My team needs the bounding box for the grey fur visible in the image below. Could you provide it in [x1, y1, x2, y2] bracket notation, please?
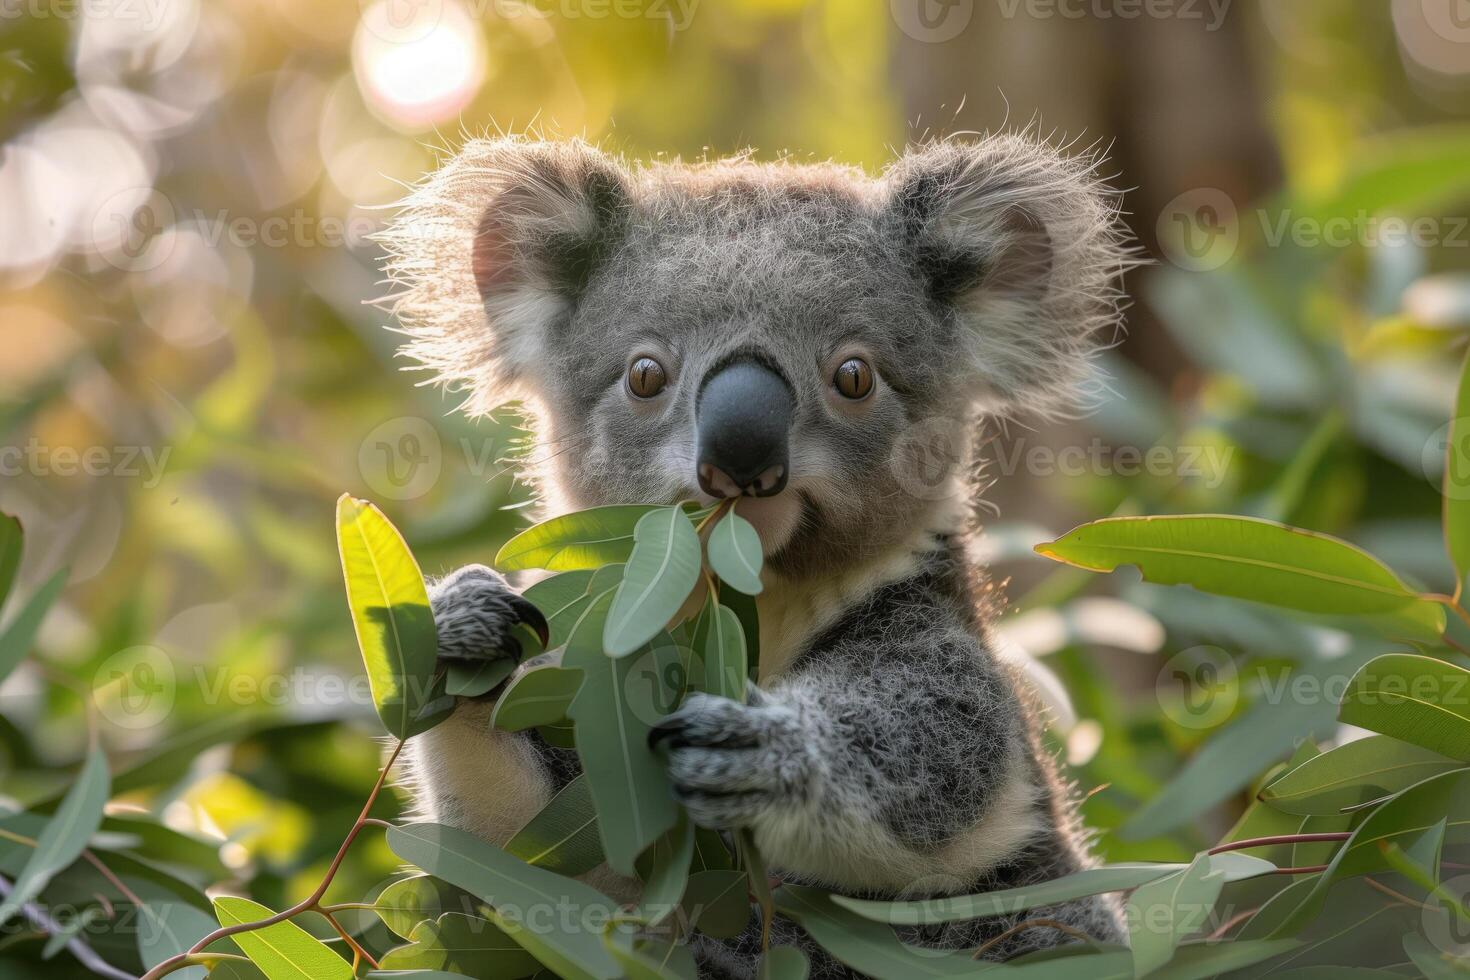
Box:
[381, 135, 1135, 976]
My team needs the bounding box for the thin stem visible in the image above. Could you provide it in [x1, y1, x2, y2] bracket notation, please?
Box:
[1271, 864, 1328, 875]
[1206, 907, 1259, 941]
[140, 737, 407, 980]
[317, 907, 380, 970]
[0, 828, 146, 911]
[1364, 875, 1432, 910]
[695, 498, 734, 534]
[971, 918, 1094, 959]
[1208, 832, 1350, 855]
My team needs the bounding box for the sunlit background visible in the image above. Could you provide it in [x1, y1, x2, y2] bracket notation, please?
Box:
[3, 0, 1470, 948]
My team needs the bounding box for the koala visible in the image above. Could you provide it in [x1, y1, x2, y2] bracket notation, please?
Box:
[379, 135, 1134, 977]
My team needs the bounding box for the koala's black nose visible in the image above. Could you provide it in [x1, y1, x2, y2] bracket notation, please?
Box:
[696, 359, 792, 498]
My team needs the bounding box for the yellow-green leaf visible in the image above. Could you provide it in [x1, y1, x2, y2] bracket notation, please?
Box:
[336, 494, 446, 738]
[1445, 350, 1470, 596]
[496, 505, 657, 572]
[212, 897, 352, 980]
[1260, 734, 1461, 814]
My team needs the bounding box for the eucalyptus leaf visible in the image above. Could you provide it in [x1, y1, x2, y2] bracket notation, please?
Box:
[492, 664, 584, 733]
[523, 571, 597, 648]
[505, 774, 605, 876]
[1260, 735, 1460, 814]
[444, 657, 517, 698]
[605, 507, 703, 657]
[374, 874, 479, 939]
[833, 863, 1186, 925]
[697, 599, 747, 702]
[132, 879, 218, 979]
[707, 510, 763, 595]
[0, 567, 67, 688]
[1036, 515, 1446, 640]
[0, 744, 110, 927]
[634, 809, 694, 925]
[564, 593, 680, 875]
[758, 946, 810, 980]
[336, 495, 446, 738]
[602, 932, 699, 980]
[1125, 853, 1276, 975]
[497, 505, 657, 572]
[681, 870, 751, 938]
[1339, 653, 1470, 760]
[376, 911, 539, 978]
[213, 896, 352, 980]
[386, 822, 620, 980]
[0, 512, 20, 614]
[1446, 351, 1470, 596]
[773, 886, 994, 979]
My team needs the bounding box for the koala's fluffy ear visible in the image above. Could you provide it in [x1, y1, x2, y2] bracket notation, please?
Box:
[379, 138, 629, 412]
[885, 137, 1133, 417]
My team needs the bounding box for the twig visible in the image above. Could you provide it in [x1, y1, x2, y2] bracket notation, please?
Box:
[1206, 906, 1259, 940]
[140, 737, 407, 980]
[1208, 832, 1350, 855]
[971, 918, 1094, 959]
[0, 827, 146, 911]
[317, 907, 380, 970]
[1364, 876, 1431, 910]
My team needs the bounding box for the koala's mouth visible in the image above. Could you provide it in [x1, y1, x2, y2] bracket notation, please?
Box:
[712, 490, 806, 557]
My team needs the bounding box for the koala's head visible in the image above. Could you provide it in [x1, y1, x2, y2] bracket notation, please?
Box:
[381, 137, 1130, 579]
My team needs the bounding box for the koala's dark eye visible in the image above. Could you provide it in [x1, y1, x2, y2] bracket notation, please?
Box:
[628, 357, 667, 398]
[834, 358, 873, 400]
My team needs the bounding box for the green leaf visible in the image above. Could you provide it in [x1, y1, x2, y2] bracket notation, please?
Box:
[131, 879, 218, 980]
[723, 588, 761, 681]
[1339, 654, 1470, 760]
[1260, 734, 1461, 814]
[1147, 939, 1300, 980]
[697, 600, 748, 702]
[386, 822, 620, 980]
[492, 664, 584, 733]
[505, 774, 605, 876]
[0, 744, 109, 926]
[587, 562, 627, 597]
[680, 870, 750, 938]
[1125, 852, 1276, 976]
[602, 932, 699, 980]
[691, 827, 735, 872]
[376, 911, 539, 978]
[1405, 929, 1470, 980]
[773, 885, 1000, 979]
[833, 863, 1187, 925]
[0, 513, 20, 613]
[497, 505, 657, 572]
[523, 571, 597, 648]
[1446, 351, 1470, 596]
[633, 809, 694, 925]
[0, 567, 67, 687]
[605, 507, 703, 657]
[758, 946, 810, 980]
[373, 874, 478, 939]
[336, 495, 446, 738]
[707, 509, 763, 595]
[213, 897, 352, 980]
[444, 658, 517, 698]
[1265, 767, 1470, 937]
[564, 594, 680, 875]
[1036, 515, 1446, 640]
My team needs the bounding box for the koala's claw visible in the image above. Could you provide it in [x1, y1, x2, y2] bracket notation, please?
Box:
[650, 690, 812, 830]
[428, 564, 548, 667]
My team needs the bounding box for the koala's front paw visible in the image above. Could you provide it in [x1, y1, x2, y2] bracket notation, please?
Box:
[428, 565, 548, 668]
[648, 687, 814, 830]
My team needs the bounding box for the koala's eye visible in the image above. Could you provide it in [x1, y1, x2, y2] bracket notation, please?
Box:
[628, 357, 667, 398]
[834, 358, 873, 400]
